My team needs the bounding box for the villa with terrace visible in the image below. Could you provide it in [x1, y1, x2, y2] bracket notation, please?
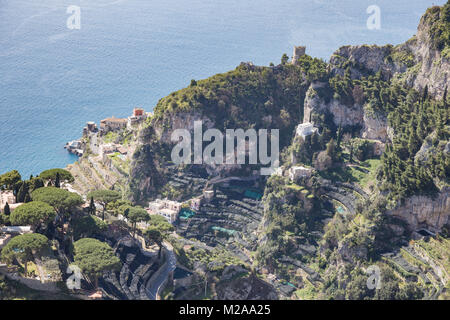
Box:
[100, 116, 128, 132]
[147, 199, 182, 223]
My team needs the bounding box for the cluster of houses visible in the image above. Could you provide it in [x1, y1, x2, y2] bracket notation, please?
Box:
[66, 108, 149, 157]
[146, 199, 182, 224]
[144, 192, 208, 225]
[100, 107, 148, 133]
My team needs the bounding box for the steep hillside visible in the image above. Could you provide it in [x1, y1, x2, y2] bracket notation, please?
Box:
[74, 2, 449, 300]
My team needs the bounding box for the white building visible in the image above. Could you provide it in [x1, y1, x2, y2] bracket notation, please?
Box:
[127, 108, 148, 129]
[289, 166, 313, 181]
[296, 122, 318, 140]
[147, 199, 182, 223]
[203, 190, 215, 202]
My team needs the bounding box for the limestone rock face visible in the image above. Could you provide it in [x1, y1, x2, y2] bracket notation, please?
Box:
[387, 188, 450, 232]
[304, 83, 389, 142]
[303, 83, 364, 127]
[150, 112, 215, 145]
[361, 113, 389, 142]
[406, 10, 450, 100]
[330, 45, 402, 79]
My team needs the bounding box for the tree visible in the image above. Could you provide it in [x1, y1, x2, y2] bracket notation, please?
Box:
[88, 196, 96, 216]
[145, 228, 163, 259]
[39, 169, 74, 184]
[31, 187, 83, 219]
[326, 138, 338, 162]
[30, 177, 44, 192]
[147, 214, 175, 234]
[3, 202, 11, 216]
[55, 172, 61, 188]
[127, 207, 149, 237]
[0, 170, 21, 190]
[71, 215, 107, 241]
[23, 193, 31, 203]
[16, 181, 29, 203]
[106, 199, 132, 216]
[73, 238, 121, 288]
[342, 133, 353, 163]
[1, 233, 49, 275]
[281, 53, 289, 65]
[10, 201, 55, 229]
[314, 150, 332, 171]
[87, 190, 121, 221]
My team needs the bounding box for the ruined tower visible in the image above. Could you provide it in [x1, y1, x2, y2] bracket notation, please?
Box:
[292, 46, 306, 65]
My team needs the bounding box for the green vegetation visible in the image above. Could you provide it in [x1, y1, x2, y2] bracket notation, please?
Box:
[127, 206, 149, 236]
[39, 169, 74, 183]
[424, 2, 450, 54]
[147, 214, 175, 234]
[71, 215, 107, 240]
[31, 187, 83, 218]
[10, 201, 55, 229]
[151, 61, 312, 146]
[87, 189, 121, 220]
[145, 228, 163, 258]
[1, 233, 49, 274]
[0, 170, 21, 189]
[73, 238, 121, 288]
[380, 88, 449, 201]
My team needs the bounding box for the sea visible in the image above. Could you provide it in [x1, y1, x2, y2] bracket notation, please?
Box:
[0, 0, 445, 178]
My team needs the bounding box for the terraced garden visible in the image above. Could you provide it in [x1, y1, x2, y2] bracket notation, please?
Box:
[178, 183, 264, 261]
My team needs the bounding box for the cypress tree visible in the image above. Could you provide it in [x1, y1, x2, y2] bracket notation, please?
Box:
[55, 172, 60, 188]
[89, 196, 96, 216]
[24, 193, 31, 203]
[17, 182, 28, 203]
[4, 202, 11, 216]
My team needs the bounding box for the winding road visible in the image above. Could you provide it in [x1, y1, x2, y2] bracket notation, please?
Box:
[145, 242, 177, 300]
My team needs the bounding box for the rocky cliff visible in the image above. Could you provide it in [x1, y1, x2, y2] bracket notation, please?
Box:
[388, 187, 450, 232]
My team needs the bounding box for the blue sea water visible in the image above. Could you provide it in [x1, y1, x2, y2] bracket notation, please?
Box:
[0, 0, 445, 178]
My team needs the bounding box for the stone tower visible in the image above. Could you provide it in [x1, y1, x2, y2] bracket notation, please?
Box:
[292, 46, 306, 65]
